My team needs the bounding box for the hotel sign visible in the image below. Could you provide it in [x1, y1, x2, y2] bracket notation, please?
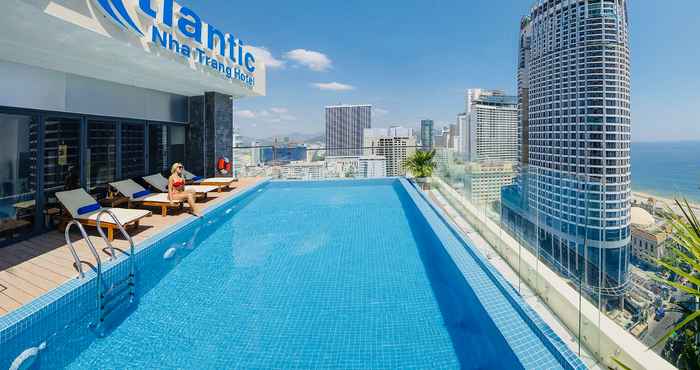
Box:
[95, 0, 257, 88]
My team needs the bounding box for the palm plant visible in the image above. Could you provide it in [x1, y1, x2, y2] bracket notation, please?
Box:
[652, 199, 700, 368]
[404, 150, 436, 189]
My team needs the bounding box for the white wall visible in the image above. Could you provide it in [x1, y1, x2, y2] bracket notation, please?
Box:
[0, 60, 188, 123]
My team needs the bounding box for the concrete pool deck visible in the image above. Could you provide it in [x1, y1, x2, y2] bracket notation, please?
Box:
[0, 177, 264, 316]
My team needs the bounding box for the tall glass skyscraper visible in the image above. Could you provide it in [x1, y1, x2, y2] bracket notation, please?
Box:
[502, 0, 631, 299]
[325, 105, 372, 156]
[420, 119, 434, 150]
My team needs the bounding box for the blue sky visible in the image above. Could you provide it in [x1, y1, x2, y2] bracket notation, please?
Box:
[192, 0, 700, 142]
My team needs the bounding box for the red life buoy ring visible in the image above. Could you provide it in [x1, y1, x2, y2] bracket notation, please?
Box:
[217, 157, 231, 174]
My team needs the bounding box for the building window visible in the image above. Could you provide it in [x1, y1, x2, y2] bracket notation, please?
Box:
[0, 114, 37, 242]
[122, 123, 145, 179]
[149, 124, 167, 175]
[87, 120, 117, 198]
[169, 125, 186, 167]
[149, 124, 187, 175]
[44, 117, 81, 202]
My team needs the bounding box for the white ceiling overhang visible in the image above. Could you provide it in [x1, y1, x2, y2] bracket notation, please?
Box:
[0, 0, 266, 98]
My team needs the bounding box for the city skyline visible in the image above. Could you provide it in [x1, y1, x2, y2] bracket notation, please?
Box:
[197, 0, 700, 142]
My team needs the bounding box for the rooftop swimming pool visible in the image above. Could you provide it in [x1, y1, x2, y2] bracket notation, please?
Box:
[0, 179, 585, 369]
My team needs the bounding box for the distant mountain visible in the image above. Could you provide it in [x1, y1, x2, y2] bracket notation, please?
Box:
[280, 132, 325, 143]
[241, 132, 325, 146]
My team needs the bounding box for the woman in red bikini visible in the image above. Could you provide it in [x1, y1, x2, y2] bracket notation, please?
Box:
[168, 163, 201, 217]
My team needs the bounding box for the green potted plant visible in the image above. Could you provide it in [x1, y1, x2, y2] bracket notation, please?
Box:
[651, 199, 700, 369]
[404, 150, 437, 190]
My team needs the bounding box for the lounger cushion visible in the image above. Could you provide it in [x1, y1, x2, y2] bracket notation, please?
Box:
[133, 190, 151, 198]
[80, 208, 150, 225]
[143, 174, 170, 193]
[77, 203, 101, 215]
[201, 178, 236, 184]
[56, 189, 151, 224]
[182, 169, 199, 181]
[56, 189, 101, 218]
[133, 192, 175, 204]
[184, 185, 219, 194]
[110, 180, 147, 199]
[111, 180, 180, 204]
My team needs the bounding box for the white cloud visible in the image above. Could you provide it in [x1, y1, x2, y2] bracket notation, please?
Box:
[374, 108, 389, 115]
[236, 107, 296, 122]
[285, 49, 332, 71]
[237, 109, 256, 118]
[270, 107, 288, 114]
[312, 82, 355, 91]
[248, 46, 285, 69]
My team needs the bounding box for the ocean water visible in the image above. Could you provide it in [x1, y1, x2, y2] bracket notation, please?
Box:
[632, 141, 700, 203]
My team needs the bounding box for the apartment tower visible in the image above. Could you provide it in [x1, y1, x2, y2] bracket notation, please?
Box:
[325, 105, 372, 156]
[465, 89, 518, 163]
[420, 119, 434, 150]
[363, 127, 416, 177]
[503, 0, 632, 297]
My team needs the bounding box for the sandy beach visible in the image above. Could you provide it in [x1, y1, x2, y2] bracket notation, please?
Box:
[633, 190, 700, 217]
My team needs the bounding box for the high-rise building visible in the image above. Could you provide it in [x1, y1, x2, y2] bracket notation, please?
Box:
[325, 105, 372, 156]
[280, 161, 326, 180]
[457, 113, 467, 154]
[518, 17, 532, 166]
[463, 162, 517, 206]
[433, 147, 453, 170]
[433, 126, 450, 148]
[447, 124, 458, 151]
[306, 144, 323, 162]
[325, 156, 360, 178]
[465, 89, 518, 163]
[359, 156, 387, 178]
[461, 90, 518, 205]
[502, 0, 632, 298]
[363, 127, 416, 176]
[250, 141, 262, 166]
[420, 119, 434, 150]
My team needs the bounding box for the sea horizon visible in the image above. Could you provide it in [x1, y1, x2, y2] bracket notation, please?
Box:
[631, 140, 700, 203]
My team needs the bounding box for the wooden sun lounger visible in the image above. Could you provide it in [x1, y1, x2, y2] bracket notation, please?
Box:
[199, 178, 237, 191]
[182, 170, 237, 192]
[110, 180, 183, 217]
[55, 189, 151, 241]
[142, 174, 220, 197]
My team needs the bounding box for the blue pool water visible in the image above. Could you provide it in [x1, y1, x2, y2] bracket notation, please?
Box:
[1, 180, 581, 369]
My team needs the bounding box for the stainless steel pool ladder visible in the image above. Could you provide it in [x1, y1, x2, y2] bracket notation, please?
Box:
[64, 210, 137, 330]
[64, 221, 104, 328]
[95, 210, 137, 325]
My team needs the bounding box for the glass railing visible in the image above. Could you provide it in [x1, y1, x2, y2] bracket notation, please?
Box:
[432, 154, 677, 369]
[225, 143, 679, 368]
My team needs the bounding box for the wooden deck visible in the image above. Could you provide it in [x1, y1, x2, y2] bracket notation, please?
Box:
[0, 177, 264, 316]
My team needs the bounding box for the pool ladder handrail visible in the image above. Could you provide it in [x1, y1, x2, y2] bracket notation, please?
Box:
[64, 220, 102, 280]
[95, 210, 137, 325]
[95, 209, 136, 280]
[63, 211, 138, 332]
[64, 221, 104, 328]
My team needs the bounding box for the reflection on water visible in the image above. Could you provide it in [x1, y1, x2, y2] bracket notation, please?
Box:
[293, 231, 328, 256]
